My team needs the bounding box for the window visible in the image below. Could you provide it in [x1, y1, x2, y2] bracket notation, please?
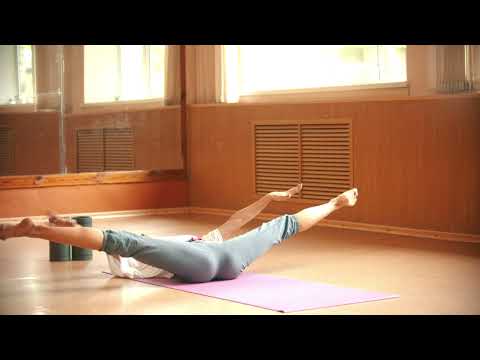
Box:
[0, 45, 35, 105]
[436, 45, 480, 93]
[83, 45, 166, 104]
[223, 45, 407, 101]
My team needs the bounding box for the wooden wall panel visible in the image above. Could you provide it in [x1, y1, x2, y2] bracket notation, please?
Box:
[0, 105, 184, 202]
[188, 96, 480, 235]
[0, 180, 188, 218]
[65, 107, 183, 172]
[0, 107, 183, 177]
[0, 112, 60, 175]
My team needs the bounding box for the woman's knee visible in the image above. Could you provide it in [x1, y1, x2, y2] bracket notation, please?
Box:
[260, 214, 299, 241]
[282, 214, 300, 239]
[101, 230, 144, 257]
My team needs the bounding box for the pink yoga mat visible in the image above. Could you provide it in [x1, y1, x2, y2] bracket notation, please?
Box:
[104, 272, 399, 313]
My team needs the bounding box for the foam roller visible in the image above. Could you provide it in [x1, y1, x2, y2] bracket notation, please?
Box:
[49, 242, 71, 262]
[71, 216, 93, 261]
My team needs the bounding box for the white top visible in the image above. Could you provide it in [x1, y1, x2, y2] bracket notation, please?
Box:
[106, 229, 224, 279]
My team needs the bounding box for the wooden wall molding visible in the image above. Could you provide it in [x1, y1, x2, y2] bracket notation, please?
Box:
[188, 92, 480, 108]
[63, 105, 179, 117]
[0, 169, 186, 190]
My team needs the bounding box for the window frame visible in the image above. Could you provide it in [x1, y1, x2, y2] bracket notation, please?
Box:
[81, 45, 166, 109]
[240, 81, 409, 97]
[0, 45, 37, 112]
[225, 45, 410, 103]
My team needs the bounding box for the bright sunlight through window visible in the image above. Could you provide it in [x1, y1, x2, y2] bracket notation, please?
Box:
[224, 45, 407, 100]
[84, 45, 166, 104]
[0, 45, 35, 105]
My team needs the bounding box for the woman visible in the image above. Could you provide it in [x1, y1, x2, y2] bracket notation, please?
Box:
[0, 185, 358, 283]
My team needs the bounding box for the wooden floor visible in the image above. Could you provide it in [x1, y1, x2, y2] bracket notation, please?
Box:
[1, 213, 479, 315]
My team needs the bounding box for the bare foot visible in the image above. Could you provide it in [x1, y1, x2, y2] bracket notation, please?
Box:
[269, 184, 303, 201]
[331, 188, 359, 208]
[48, 211, 78, 227]
[0, 218, 34, 240]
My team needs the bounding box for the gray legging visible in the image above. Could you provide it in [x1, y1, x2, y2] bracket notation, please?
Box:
[101, 214, 299, 283]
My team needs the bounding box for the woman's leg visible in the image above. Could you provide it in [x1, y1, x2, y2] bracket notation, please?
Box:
[0, 218, 104, 250]
[0, 216, 221, 283]
[294, 188, 358, 232]
[216, 184, 303, 240]
[209, 188, 359, 280]
[210, 214, 300, 280]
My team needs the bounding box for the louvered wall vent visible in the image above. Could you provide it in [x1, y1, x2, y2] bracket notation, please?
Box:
[0, 127, 15, 176]
[77, 128, 135, 172]
[254, 120, 352, 202]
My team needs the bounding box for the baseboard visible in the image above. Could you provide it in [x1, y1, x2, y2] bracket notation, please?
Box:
[318, 219, 480, 244]
[1, 206, 478, 244]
